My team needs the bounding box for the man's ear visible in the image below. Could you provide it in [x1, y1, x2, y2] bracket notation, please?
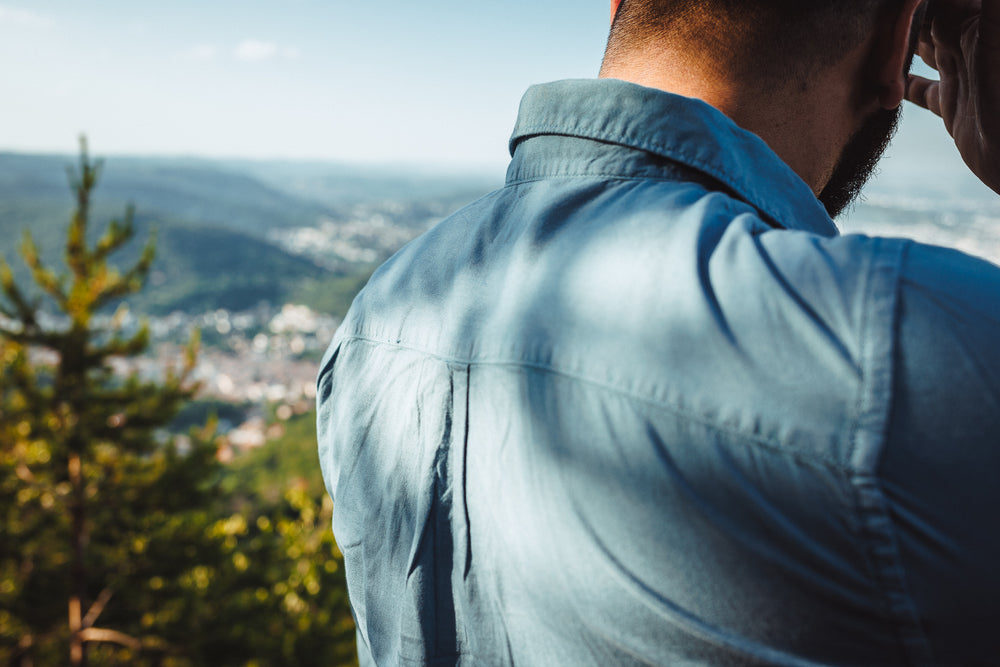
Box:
[611, 0, 623, 24]
[876, 0, 925, 109]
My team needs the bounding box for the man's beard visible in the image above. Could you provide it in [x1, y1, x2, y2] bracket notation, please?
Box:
[817, 104, 901, 218]
[818, 2, 924, 220]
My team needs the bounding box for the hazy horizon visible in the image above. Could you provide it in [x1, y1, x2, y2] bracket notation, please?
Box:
[1, 2, 995, 208]
[0, 1, 607, 167]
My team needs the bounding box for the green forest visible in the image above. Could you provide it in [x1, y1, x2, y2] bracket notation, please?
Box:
[0, 151, 491, 317]
[0, 144, 361, 666]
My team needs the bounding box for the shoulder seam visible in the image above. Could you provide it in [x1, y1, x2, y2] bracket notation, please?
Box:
[331, 333, 853, 475]
[849, 238, 934, 664]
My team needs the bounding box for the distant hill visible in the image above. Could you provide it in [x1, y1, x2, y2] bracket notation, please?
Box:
[226, 159, 498, 209]
[0, 152, 496, 235]
[0, 151, 496, 315]
[129, 214, 330, 314]
[0, 205, 330, 316]
[0, 152, 329, 235]
[0, 162, 333, 315]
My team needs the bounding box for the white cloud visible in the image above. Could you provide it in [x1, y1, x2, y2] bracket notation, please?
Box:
[234, 39, 278, 63]
[0, 4, 52, 28]
[180, 44, 220, 62]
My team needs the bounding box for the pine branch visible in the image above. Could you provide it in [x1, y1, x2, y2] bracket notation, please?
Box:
[182, 328, 201, 375]
[65, 205, 88, 284]
[108, 232, 156, 306]
[0, 258, 41, 333]
[94, 325, 150, 359]
[81, 588, 113, 628]
[0, 324, 67, 352]
[76, 627, 175, 656]
[91, 272, 142, 309]
[76, 627, 141, 650]
[93, 206, 136, 262]
[20, 231, 67, 304]
[65, 135, 103, 282]
[14, 463, 45, 488]
[88, 239, 156, 313]
[2, 360, 51, 423]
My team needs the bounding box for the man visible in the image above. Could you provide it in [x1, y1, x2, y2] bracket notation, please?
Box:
[317, 0, 1000, 664]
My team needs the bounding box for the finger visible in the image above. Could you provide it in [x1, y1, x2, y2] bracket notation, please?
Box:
[925, 0, 982, 22]
[906, 74, 943, 116]
[928, 13, 968, 96]
[980, 0, 1000, 83]
[978, 5, 1000, 139]
[914, 9, 940, 70]
[930, 10, 966, 48]
[981, 0, 999, 45]
[917, 38, 939, 70]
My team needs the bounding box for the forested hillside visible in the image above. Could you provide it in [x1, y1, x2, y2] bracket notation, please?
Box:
[0, 146, 493, 665]
[0, 151, 494, 315]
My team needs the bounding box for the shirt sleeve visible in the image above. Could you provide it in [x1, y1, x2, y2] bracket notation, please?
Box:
[879, 241, 1000, 665]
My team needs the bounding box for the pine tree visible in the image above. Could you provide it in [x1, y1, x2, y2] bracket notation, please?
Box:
[1, 139, 357, 667]
[0, 138, 215, 665]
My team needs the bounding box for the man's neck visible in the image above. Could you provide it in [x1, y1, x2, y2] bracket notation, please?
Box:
[599, 46, 873, 195]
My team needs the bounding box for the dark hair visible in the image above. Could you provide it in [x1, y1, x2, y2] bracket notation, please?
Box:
[602, 0, 894, 82]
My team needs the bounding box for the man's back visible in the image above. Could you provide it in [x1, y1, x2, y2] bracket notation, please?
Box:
[318, 80, 1000, 665]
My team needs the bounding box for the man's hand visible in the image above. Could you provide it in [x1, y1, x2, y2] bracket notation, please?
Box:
[907, 0, 1000, 194]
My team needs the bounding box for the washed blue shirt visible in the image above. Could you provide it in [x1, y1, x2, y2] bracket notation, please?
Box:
[317, 79, 1000, 666]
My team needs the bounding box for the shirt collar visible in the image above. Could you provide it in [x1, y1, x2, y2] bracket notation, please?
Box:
[508, 79, 838, 238]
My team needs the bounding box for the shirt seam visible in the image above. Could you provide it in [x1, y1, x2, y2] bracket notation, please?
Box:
[502, 173, 779, 230]
[329, 332, 854, 476]
[849, 238, 934, 665]
[512, 123, 759, 200]
[505, 172, 704, 188]
[511, 122, 796, 227]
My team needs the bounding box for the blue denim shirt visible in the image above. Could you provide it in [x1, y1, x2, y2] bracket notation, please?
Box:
[317, 79, 1000, 666]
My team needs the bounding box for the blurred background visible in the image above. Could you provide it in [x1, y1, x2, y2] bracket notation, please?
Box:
[4, 1, 998, 251]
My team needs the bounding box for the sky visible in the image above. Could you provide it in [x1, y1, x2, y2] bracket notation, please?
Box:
[0, 0, 994, 201]
[0, 1, 609, 168]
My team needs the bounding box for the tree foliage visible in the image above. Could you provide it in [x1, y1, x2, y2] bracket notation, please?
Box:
[0, 140, 355, 666]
